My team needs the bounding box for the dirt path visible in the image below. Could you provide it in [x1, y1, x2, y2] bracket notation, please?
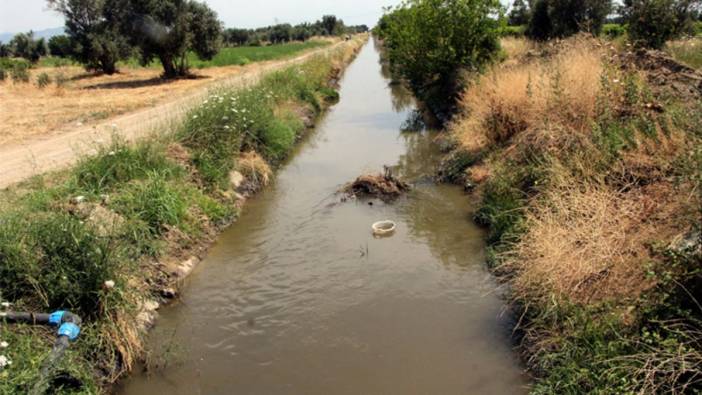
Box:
[0, 41, 347, 189]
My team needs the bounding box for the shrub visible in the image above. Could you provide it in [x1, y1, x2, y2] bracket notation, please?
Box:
[0, 68, 5, 81]
[36, 72, 51, 88]
[499, 25, 527, 37]
[602, 23, 626, 39]
[55, 71, 68, 88]
[10, 62, 30, 83]
[624, 0, 698, 49]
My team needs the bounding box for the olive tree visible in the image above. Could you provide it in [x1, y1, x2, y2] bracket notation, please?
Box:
[48, 0, 132, 74]
[8, 32, 47, 62]
[114, 0, 222, 78]
[48, 35, 73, 57]
[320, 15, 342, 35]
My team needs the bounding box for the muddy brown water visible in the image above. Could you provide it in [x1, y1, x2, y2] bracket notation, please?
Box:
[119, 41, 529, 395]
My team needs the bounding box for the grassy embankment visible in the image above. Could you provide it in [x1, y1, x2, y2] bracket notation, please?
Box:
[0, 36, 364, 394]
[444, 36, 701, 393]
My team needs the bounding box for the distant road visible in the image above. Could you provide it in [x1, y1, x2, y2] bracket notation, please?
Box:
[0, 41, 346, 189]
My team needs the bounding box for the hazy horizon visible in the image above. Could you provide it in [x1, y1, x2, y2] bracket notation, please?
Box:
[0, 0, 402, 34]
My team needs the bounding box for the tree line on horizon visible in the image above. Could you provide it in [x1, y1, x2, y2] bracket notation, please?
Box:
[0, 0, 367, 78]
[505, 0, 702, 48]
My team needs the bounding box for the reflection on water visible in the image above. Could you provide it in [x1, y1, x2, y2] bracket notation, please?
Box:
[120, 41, 528, 395]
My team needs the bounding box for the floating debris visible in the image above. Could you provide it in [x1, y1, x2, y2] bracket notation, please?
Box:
[341, 167, 409, 202]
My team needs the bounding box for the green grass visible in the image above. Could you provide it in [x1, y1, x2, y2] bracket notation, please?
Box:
[36, 56, 77, 68]
[122, 40, 330, 70]
[179, 54, 339, 188]
[667, 37, 702, 70]
[0, 40, 356, 394]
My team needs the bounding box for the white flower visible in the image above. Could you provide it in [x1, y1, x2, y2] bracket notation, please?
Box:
[1, 302, 10, 308]
[193, 115, 199, 119]
[0, 342, 8, 349]
[0, 355, 11, 369]
[104, 280, 115, 289]
[222, 116, 229, 121]
[108, 151, 116, 156]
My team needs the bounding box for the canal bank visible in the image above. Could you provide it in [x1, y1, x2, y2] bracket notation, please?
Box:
[120, 41, 528, 394]
[0, 38, 366, 394]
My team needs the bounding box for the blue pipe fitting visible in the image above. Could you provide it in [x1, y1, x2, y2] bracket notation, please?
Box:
[57, 323, 81, 341]
[48, 311, 67, 326]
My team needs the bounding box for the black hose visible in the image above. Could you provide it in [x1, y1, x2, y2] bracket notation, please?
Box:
[0, 311, 82, 395]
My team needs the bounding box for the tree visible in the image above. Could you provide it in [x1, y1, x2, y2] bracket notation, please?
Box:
[381, 0, 501, 120]
[623, 0, 701, 48]
[48, 34, 73, 57]
[508, 0, 531, 25]
[526, 0, 611, 40]
[292, 24, 313, 41]
[526, 0, 552, 39]
[223, 28, 250, 46]
[8, 31, 47, 62]
[269, 24, 293, 43]
[0, 42, 10, 57]
[320, 15, 341, 35]
[113, 0, 223, 78]
[48, 0, 133, 74]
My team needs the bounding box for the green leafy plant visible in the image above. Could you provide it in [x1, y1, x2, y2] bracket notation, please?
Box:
[35, 72, 51, 88]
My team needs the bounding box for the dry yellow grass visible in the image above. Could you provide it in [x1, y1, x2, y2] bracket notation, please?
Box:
[0, 65, 254, 145]
[501, 173, 656, 303]
[453, 37, 604, 154]
[500, 37, 537, 65]
[237, 150, 272, 188]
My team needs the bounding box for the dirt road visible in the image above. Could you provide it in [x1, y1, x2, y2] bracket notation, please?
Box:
[0, 41, 348, 189]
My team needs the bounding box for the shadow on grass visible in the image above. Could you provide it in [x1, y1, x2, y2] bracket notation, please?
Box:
[83, 74, 210, 90]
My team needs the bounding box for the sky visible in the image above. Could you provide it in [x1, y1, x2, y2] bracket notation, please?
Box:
[0, 0, 403, 34]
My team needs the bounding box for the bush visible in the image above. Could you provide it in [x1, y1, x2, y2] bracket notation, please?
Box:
[624, 0, 697, 49]
[10, 62, 30, 83]
[0, 68, 5, 81]
[499, 25, 527, 37]
[55, 71, 68, 88]
[602, 23, 626, 39]
[36, 72, 51, 88]
[378, 0, 502, 120]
